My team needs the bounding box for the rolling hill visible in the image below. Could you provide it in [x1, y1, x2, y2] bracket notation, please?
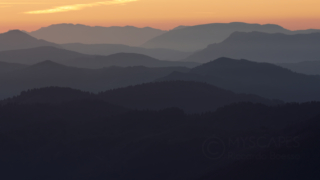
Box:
[61, 43, 192, 61]
[0, 46, 89, 64]
[158, 57, 320, 102]
[0, 47, 199, 68]
[63, 53, 200, 68]
[0, 29, 188, 61]
[0, 61, 190, 100]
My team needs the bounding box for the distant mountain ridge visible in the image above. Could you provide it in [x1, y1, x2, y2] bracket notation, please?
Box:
[184, 31, 320, 63]
[29, 24, 166, 46]
[142, 22, 320, 51]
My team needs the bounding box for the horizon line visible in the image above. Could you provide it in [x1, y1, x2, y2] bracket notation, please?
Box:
[2, 21, 320, 33]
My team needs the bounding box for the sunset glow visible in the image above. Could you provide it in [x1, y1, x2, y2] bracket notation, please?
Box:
[24, 0, 138, 14]
[1, 0, 320, 32]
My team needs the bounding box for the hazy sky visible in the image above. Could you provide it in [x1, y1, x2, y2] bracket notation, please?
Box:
[1, 0, 320, 32]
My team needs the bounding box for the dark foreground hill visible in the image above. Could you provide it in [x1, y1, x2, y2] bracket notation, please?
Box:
[0, 99, 319, 179]
[184, 32, 320, 63]
[2, 82, 279, 113]
[0, 61, 189, 100]
[158, 57, 320, 102]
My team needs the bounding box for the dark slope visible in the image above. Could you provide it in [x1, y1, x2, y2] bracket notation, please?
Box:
[0, 61, 28, 73]
[278, 61, 320, 75]
[142, 22, 319, 51]
[0, 46, 89, 64]
[1, 87, 95, 105]
[158, 57, 320, 102]
[1, 82, 279, 113]
[64, 53, 200, 68]
[61, 43, 192, 61]
[0, 30, 59, 51]
[184, 32, 320, 63]
[0, 61, 189, 100]
[29, 24, 165, 46]
[1, 101, 320, 179]
[98, 81, 279, 113]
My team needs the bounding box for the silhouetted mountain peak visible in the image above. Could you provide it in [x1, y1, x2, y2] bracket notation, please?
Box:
[35, 60, 58, 65]
[1, 30, 35, 40]
[211, 57, 241, 63]
[171, 26, 189, 31]
[228, 22, 285, 29]
[6, 29, 26, 34]
[0, 29, 59, 52]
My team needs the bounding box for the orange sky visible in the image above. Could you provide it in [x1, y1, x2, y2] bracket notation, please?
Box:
[1, 0, 320, 32]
